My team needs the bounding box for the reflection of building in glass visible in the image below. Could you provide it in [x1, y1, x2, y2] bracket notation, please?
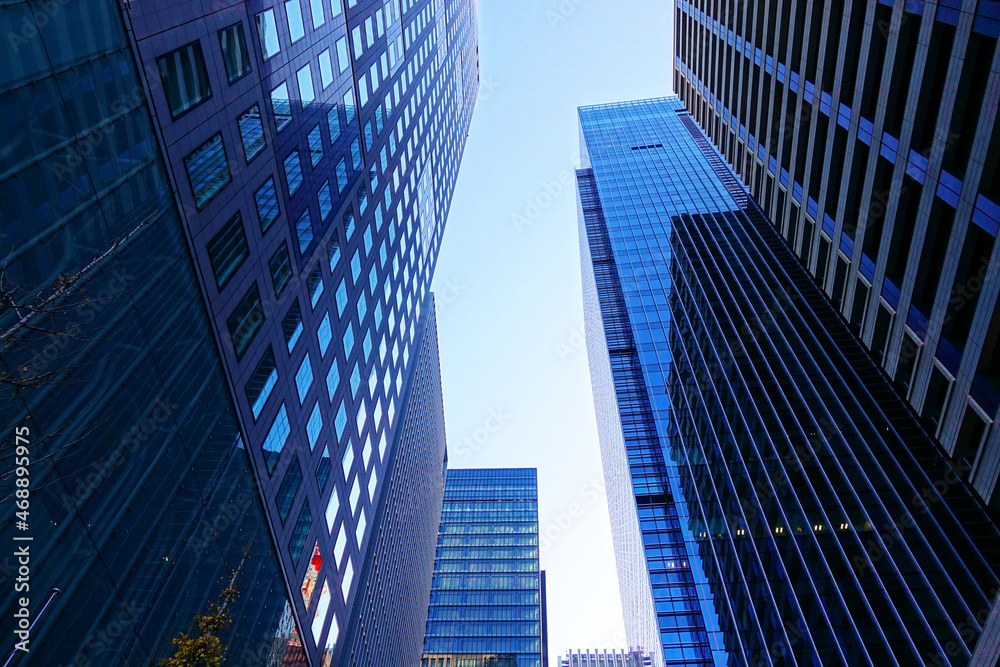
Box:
[422, 468, 547, 667]
[0, 0, 478, 664]
[674, 0, 1000, 507]
[558, 649, 652, 667]
[577, 96, 1000, 667]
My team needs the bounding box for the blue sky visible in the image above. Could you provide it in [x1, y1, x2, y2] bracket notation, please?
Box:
[431, 0, 673, 658]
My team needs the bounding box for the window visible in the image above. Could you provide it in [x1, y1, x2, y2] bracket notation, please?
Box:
[283, 301, 304, 352]
[316, 447, 332, 492]
[350, 363, 360, 396]
[318, 181, 334, 220]
[356, 291, 366, 321]
[286, 0, 305, 42]
[297, 63, 315, 108]
[271, 82, 292, 131]
[306, 401, 323, 450]
[185, 133, 231, 209]
[256, 9, 281, 59]
[310, 0, 326, 27]
[307, 263, 325, 306]
[238, 104, 266, 162]
[207, 212, 249, 288]
[284, 150, 303, 196]
[289, 501, 312, 563]
[336, 159, 349, 193]
[318, 312, 333, 355]
[343, 206, 355, 238]
[334, 401, 347, 440]
[296, 353, 314, 403]
[342, 321, 354, 356]
[336, 37, 350, 73]
[325, 483, 340, 533]
[344, 89, 355, 123]
[255, 177, 280, 232]
[262, 404, 291, 473]
[219, 23, 251, 82]
[247, 347, 278, 420]
[350, 139, 361, 169]
[275, 456, 302, 523]
[308, 125, 324, 166]
[328, 105, 341, 141]
[326, 356, 340, 399]
[228, 284, 264, 359]
[157, 41, 211, 118]
[319, 48, 334, 89]
[269, 242, 293, 296]
[336, 280, 348, 316]
[296, 209, 313, 254]
[350, 250, 361, 283]
[327, 230, 341, 270]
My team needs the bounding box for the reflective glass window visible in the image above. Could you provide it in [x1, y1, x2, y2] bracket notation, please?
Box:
[269, 241, 293, 296]
[238, 104, 266, 162]
[256, 9, 281, 59]
[157, 40, 211, 118]
[184, 133, 231, 209]
[227, 283, 264, 359]
[207, 212, 249, 289]
[219, 23, 252, 82]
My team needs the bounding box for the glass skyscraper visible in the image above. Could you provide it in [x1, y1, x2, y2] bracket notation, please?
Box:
[0, 0, 477, 664]
[674, 0, 1000, 508]
[422, 468, 548, 667]
[578, 97, 1000, 666]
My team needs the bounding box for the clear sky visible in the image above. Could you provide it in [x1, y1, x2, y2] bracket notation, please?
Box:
[431, 0, 674, 660]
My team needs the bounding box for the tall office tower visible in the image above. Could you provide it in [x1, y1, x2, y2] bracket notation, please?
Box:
[674, 0, 1000, 506]
[577, 97, 1000, 666]
[422, 468, 548, 667]
[558, 649, 652, 667]
[0, 0, 478, 663]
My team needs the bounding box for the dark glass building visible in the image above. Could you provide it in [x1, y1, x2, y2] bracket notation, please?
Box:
[578, 97, 1000, 666]
[422, 468, 548, 667]
[0, 0, 478, 663]
[674, 0, 1000, 507]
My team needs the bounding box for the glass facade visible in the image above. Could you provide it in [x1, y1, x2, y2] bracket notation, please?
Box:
[423, 468, 546, 667]
[578, 97, 1000, 667]
[0, 0, 298, 664]
[2, 0, 479, 663]
[674, 0, 1000, 507]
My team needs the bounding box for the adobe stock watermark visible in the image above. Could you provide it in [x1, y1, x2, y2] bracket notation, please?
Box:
[512, 152, 581, 235]
[555, 324, 586, 362]
[545, 0, 589, 30]
[451, 407, 511, 462]
[539, 476, 606, 552]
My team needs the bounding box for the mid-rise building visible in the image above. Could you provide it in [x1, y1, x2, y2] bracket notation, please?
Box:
[422, 468, 548, 667]
[674, 0, 1000, 505]
[558, 649, 652, 667]
[0, 0, 478, 664]
[577, 96, 1000, 666]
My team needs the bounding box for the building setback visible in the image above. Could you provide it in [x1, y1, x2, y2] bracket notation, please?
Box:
[577, 97, 1000, 666]
[0, 0, 478, 664]
[674, 0, 1000, 506]
[422, 468, 548, 667]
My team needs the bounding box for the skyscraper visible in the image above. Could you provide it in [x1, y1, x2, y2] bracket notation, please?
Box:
[422, 468, 548, 667]
[578, 97, 1000, 666]
[0, 0, 478, 663]
[674, 0, 1000, 505]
